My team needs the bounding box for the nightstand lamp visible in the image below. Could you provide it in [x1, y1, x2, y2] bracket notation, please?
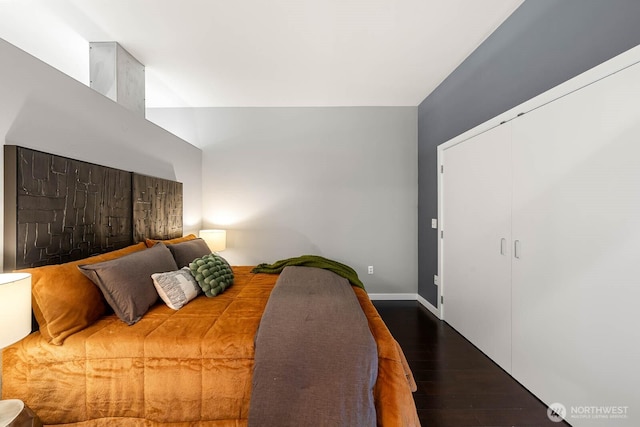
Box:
[199, 229, 227, 253]
[0, 272, 33, 427]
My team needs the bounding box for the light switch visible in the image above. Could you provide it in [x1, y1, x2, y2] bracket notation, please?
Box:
[431, 218, 438, 229]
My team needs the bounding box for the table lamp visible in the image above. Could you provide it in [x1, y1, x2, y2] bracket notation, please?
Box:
[0, 272, 32, 426]
[199, 229, 227, 253]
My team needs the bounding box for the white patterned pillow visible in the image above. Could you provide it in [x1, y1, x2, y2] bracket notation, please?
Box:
[151, 267, 201, 310]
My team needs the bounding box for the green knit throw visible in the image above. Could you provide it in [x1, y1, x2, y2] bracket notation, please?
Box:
[251, 255, 365, 290]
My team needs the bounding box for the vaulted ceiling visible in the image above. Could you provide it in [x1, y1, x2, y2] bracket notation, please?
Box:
[0, 0, 523, 107]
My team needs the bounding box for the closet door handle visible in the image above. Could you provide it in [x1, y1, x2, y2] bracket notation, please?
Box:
[500, 238, 506, 255]
[514, 240, 521, 259]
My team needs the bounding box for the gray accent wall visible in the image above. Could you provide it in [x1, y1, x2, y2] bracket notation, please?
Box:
[418, 0, 640, 305]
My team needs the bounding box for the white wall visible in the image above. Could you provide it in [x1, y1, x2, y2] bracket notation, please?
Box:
[0, 38, 203, 270]
[148, 107, 418, 294]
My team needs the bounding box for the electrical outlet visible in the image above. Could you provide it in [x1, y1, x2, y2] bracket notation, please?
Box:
[368, 266, 374, 275]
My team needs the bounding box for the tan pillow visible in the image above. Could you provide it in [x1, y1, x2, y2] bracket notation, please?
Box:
[19, 242, 147, 345]
[144, 233, 197, 248]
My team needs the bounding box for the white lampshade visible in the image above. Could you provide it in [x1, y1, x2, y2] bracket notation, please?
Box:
[0, 273, 32, 348]
[199, 229, 227, 252]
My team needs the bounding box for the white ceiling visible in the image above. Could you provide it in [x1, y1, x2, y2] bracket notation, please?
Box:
[0, 0, 523, 108]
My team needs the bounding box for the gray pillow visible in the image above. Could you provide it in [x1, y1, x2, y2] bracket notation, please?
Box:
[151, 267, 201, 310]
[167, 238, 212, 268]
[78, 243, 178, 325]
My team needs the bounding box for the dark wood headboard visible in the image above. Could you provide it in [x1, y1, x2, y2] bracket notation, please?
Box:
[3, 145, 183, 270]
[133, 173, 183, 244]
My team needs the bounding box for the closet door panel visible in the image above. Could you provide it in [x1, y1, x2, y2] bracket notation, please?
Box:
[511, 62, 640, 423]
[442, 124, 512, 371]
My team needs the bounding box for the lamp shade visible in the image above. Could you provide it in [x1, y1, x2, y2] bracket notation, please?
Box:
[199, 229, 227, 252]
[0, 272, 32, 348]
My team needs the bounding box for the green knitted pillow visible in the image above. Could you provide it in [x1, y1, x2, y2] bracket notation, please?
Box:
[188, 253, 234, 297]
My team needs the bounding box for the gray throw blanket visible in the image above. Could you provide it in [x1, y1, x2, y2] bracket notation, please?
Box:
[248, 266, 378, 427]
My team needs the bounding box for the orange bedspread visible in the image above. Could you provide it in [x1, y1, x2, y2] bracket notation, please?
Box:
[2, 267, 419, 426]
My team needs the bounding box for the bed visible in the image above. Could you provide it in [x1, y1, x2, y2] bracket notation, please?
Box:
[1, 241, 419, 426]
[1, 146, 420, 426]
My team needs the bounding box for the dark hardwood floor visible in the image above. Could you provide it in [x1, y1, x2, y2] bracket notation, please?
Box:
[373, 300, 571, 427]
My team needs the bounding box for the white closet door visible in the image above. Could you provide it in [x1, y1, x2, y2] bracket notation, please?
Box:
[442, 123, 512, 372]
[511, 61, 640, 424]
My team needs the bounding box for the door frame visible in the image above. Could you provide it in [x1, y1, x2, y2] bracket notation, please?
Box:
[434, 43, 640, 322]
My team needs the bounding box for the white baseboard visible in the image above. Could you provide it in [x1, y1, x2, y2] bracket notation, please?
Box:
[416, 294, 441, 319]
[367, 293, 418, 301]
[368, 292, 442, 319]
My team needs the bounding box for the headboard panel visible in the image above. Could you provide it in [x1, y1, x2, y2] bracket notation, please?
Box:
[3, 145, 183, 270]
[132, 173, 183, 243]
